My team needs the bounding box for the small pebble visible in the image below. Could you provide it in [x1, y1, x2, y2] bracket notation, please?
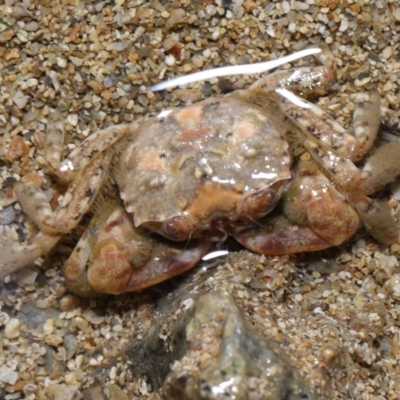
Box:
[355, 76, 372, 86]
[5, 318, 21, 339]
[45, 334, 64, 347]
[16, 31, 28, 43]
[7, 132, 28, 158]
[5, 48, 19, 60]
[91, 315, 105, 325]
[82, 385, 106, 400]
[387, 274, 400, 300]
[36, 298, 53, 309]
[67, 114, 78, 126]
[192, 55, 204, 68]
[12, 3, 33, 19]
[75, 317, 91, 333]
[44, 346, 55, 374]
[109, 366, 117, 380]
[0, 205, 16, 225]
[107, 41, 129, 51]
[64, 373, 76, 385]
[26, 78, 38, 88]
[339, 18, 349, 32]
[25, 21, 39, 32]
[23, 383, 37, 396]
[165, 54, 176, 66]
[43, 319, 56, 335]
[60, 294, 81, 311]
[172, 89, 204, 103]
[46, 383, 78, 400]
[105, 384, 129, 400]
[103, 77, 114, 88]
[64, 335, 78, 360]
[12, 91, 29, 109]
[390, 242, 400, 256]
[0, 365, 18, 385]
[57, 57, 67, 68]
[0, 30, 15, 43]
[69, 56, 84, 66]
[381, 46, 392, 60]
[0, 312, 10, 327]
[206, 5, 217, 16]
[15, 269, 38, 285]
[166, 9, 186, 30]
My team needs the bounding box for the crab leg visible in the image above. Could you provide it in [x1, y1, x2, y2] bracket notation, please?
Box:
[1, 151, 111, 279]
[249, 45, 335, 93]
[234, 215, 331, 255]
[279, 89, 400, 245]
[351, 90, 381, 161]
[14, 151, 112, 235]
[353, 141, 400, 194]
[278, 88, 400, 194]
[1, 148, 113, 278]
[65, 205, 211, 296]
[0, 231, 61, 279]
[63, 206, 109, 297]
[45, 112, 135, 181]
[347, 192, 398, 246]
[279, 89, 381, 163]
[2, 116, 139, 278]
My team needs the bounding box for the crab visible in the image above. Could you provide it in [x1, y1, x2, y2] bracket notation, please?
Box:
[2, 46, 400, 296]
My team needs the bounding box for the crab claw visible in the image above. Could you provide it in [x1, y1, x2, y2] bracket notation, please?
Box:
[124, 241, 211, 292]
[65, 206, 211, 296]
[87, 236, 211, 295]
[234, 215, 332, 255]
[235, 160, 361, 255]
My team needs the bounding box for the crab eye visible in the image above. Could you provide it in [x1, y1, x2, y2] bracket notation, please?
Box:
[161, 216, 194, 241]
[242, 189, 280, 219]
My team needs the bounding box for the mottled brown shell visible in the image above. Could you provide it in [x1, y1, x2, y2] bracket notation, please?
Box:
[117, 96, 292, 237]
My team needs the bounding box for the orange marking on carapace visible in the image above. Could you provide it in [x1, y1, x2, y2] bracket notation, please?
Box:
[186, 181, 241, 222]
[174, 104, 203, 128]
[137, 150, 167, 171]
[231, 120, 258, 142]
[180, 124, 211, 145]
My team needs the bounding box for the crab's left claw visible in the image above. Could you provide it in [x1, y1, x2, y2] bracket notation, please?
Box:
[235, 160, 360, 255]
[234, 215, 332, 256]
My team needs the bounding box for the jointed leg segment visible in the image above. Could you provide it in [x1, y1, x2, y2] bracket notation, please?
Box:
[1, 116, 134, 278]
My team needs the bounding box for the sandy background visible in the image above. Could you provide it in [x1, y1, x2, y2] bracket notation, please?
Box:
[1, 0, 400, 399]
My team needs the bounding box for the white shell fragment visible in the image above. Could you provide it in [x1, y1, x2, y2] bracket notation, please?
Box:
[148, 47, 322, 92]
[276, 88, 312, 109]
[202, 250, 230, 261]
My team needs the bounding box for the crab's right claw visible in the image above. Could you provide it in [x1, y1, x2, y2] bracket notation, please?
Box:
[65, 206, 211, 296]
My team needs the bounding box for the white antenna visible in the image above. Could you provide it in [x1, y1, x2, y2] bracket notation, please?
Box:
[148, 47, 321, 92]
